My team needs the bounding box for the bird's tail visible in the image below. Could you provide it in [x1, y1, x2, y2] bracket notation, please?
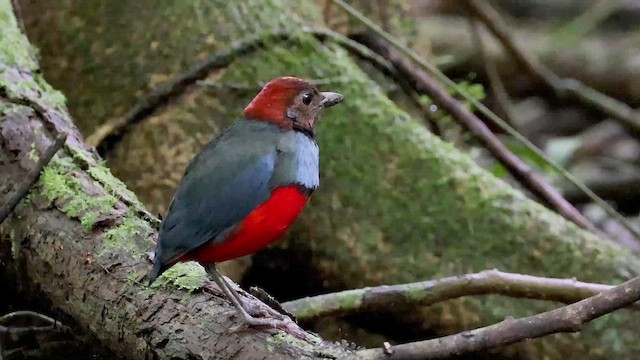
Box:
[148, 258, 167, 285]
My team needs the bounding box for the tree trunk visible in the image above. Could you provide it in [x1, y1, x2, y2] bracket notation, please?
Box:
[0, 2, 349, 358]
[15, 1, 640, 359]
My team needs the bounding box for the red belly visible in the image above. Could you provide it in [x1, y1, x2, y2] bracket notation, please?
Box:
[183, 186, 309, 264]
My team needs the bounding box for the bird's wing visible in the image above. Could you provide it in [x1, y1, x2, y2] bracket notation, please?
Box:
[153, 130, 278, 272]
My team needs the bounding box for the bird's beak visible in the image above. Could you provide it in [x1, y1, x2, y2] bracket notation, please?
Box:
[319, 92, 344, 109]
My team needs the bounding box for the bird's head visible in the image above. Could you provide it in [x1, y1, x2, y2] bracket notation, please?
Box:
[242, 76, 343, 136]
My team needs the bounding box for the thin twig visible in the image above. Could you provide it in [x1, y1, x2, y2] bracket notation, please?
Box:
[0, 311, 70, 358]
[283, 269, 638, 322]
[0, 310, 60, 325]
[88, 27, 389, 155]
[467, 0, 640, 138]
[345, 275, 640, 360]
[470, 19, 519, 126]
[0, 133, 67, 225]
[353, 31, 601, 235]
[0, 312, 68, 339]
[331, 0, 640, 240]
[549, 0, 622, 46]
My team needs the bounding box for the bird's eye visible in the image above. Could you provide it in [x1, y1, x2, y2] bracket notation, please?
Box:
[302, 93, 313, 106]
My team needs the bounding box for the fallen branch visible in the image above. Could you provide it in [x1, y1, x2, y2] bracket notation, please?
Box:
[345, 275, 640, 360]
[467, 0, 640, 139]
[283, 269, 639, 322]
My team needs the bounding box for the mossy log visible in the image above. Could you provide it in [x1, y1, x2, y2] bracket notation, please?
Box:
[0, 2, 353, 359]
[17, 0, 640, 359]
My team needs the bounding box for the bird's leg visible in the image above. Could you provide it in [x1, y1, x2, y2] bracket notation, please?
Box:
[203, 264, 284, 319]
[203, 264, 301, 335]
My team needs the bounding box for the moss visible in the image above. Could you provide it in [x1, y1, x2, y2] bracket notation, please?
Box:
[0, 0, 38, 70]
[149, 262, 207, 293]
[293, 300, 323, 321]
[335, 291, 363, 312]
[0, 100, 19, 115]
[266, 332, 323, 354]
[266, 332, 342, 358]
[0, 71, 66, 113]
[88, 163, 139, 204]
[40, 155, 118, 230]
[287, 291, 364, 321]
[65, 143, 94, 165]
[9, 228, 18, 258]
[65, 143, 149, 216]
[34, 73, 67, 109]
[125, 270, 140, 285]
[0, 1, 64, 111]
[28, 143, 39, 162]
[100, 216, 151, 260]
[405, 286, 428, 302]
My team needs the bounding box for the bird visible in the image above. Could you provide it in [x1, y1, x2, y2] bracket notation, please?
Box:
[149, 76, 343, 331]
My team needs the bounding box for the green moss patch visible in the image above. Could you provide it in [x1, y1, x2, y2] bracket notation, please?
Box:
[266, 332, 323, 354]
[149, 262, 207, 293]
[100, 216, 151, 260]
[0, 0, 38, 70]
[88, 162, 139, 203]
[405, 285, 429, 302]
[40, 154, 118, 230]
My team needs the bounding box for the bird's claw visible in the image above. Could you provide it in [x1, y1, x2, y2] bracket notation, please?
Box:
[241, 301, 285, 320]
[232, 313, 307, 339]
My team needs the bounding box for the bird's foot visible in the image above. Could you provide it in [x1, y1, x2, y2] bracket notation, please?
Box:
[205, 279, 286, 320]
[230, 313, 307, 339]
[239, 298, 286, 320]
